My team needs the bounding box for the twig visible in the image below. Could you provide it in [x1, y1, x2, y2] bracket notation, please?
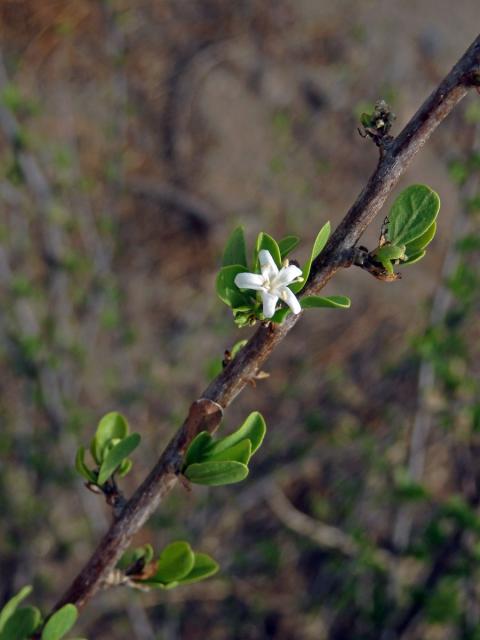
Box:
[54, 34, 480, 612]
[268, 485, 394, 570]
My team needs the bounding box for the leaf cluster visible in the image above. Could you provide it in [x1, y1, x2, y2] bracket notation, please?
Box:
[75, 412, 141, 487]
[117, 541, 218, 590]
[0, 587, 82, 640]
[183, 412, 266, 485]
[370, 184, 440, 275]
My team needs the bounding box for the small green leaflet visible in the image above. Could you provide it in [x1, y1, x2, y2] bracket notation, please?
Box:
[222, 226, 247, 268]
[0, 586, 32, 633]
[41, 604, 78, 640]
[185, 461, 249, 485]
[97, 433, 141, 485]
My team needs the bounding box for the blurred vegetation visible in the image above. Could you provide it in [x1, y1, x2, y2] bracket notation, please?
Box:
[0, 2, 479, 639]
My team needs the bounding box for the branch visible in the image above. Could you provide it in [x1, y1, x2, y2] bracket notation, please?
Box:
[55, 34, 480, 612]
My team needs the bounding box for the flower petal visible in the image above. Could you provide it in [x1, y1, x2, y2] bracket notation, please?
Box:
[259, 250, 278, 281]
[234, 272, 266, 291]
[273, 264, 303, 287]
[261, 292, 279, 318]
[280, 287, 301, 315]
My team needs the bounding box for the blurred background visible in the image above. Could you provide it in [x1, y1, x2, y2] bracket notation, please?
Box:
[0, 1, 479, 639]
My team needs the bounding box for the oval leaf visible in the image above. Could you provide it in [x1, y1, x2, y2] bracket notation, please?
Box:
[222, 226, 247, 268]
[41, 604, 78, 640]
[90, 412, 129, 464]
[387, 184, 440, 245]
[0, 586, 32, 633]
[208, 439, 252, 464]
[177, 553, 219, 585]
[185, 460, 249, 485]
[153, 542, 194, 584]
[209, 412, 266, 457]
[291, 222, 330, 293]
[1, 607, 41, 640]
[301, 295, 351, 309]
[97, 433, 141, 485]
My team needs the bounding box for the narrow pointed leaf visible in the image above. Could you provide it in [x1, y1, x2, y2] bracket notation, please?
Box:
[0, 606, 41, 640]
[222, 226, 247, 268]
[74, 447, 96, 483]
[0, 586, 32, 633]
[291, 222, 330, 293]
[41, 604, 78, 640]
[301, 295, 351, 309]
[97, 433, 141, 485]
[209, 412, 266, 457]
[184, 431, 213, 466]
[387, 184, 440, 245]
[185, 461, 249, 485]
[177, 553, 219, 585]
[153, 542, 194, 583]
[278, 235, 300, 258]
[208, 439, 252, 464]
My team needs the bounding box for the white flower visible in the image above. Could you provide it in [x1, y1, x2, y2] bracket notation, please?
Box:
[234, 250, 303, 319]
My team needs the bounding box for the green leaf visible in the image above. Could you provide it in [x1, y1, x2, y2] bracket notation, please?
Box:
[255, 232, 282, 269]
[301, 295, 351, 309]
[230, 339, 248, 358]
[153, 542, 194, 584]
[97, 433, 141, 485]
[184, 431, 213, 467]
[278, 235, 300, 258]
[117, 458, 132, 477]
[74, 447, 96, 483]
[90, 412, 129, 464]
[209, 412, 266, 457]
[222, 226, 247, 268]
[387, 184, 440, 245]
[402, 249, 426, 266]
[405, 221, 437, 254]
[291, 222, 330, 293]
[184, 460, 249, 485]
[270, 306, 292, 324]
[0, 586, 32, 633]
[177, 553, 219, 585]
[117, 544, 154, 571]
[41, 604, 78, 640]
[208, 439, 252, 464]
[0, 607, 41, 640]
[216, 265, 249, 307]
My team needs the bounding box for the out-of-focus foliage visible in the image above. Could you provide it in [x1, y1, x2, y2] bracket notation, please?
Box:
[0, 1, 479, 639]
